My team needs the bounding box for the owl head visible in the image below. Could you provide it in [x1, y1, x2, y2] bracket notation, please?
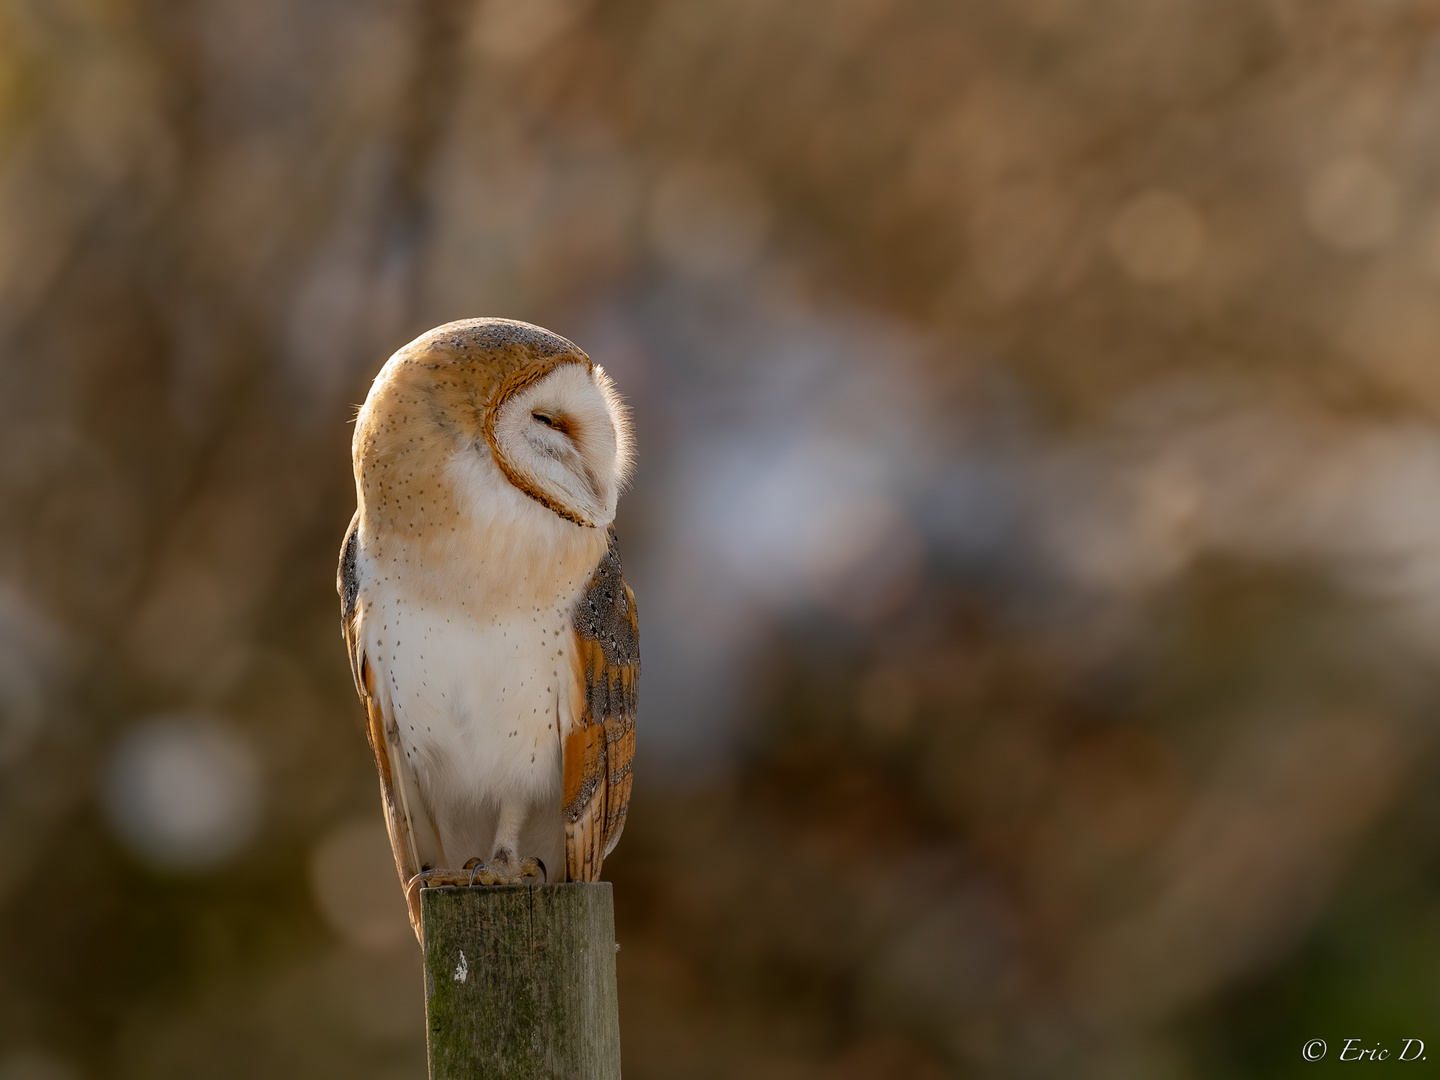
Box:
[356, 318, 633, 531]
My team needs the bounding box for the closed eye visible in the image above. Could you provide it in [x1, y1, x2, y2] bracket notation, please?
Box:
[532, 411, 572, 436]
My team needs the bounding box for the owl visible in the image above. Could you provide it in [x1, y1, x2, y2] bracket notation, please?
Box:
[337, 318, 638, 940]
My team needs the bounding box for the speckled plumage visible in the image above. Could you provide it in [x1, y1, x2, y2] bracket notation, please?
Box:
[338, 318, 637, 941]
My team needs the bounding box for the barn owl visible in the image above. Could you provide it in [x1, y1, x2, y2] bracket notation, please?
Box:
[337, 318, 638, 941]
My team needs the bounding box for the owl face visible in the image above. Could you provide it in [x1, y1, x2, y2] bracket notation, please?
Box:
[485, 359, 632, 528]
[353, 319, 633, 549]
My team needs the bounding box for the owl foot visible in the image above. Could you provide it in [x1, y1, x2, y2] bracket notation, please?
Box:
[402, 857, 546, 906]
[464, 853, 547, 885]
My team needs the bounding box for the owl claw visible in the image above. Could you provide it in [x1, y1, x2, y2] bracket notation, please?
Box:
[405, 855, 546, 893]
[406, 866, 489, 891]
[404, 867, 450, 910]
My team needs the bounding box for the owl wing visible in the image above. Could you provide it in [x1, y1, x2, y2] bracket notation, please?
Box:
[339, 511, 426, 939]
[564, 528, 639, 882]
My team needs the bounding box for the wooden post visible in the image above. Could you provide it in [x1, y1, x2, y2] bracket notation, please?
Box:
[421, 882, 622, 1080]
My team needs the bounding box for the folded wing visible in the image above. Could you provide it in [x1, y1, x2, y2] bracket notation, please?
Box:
[564, 528, 639, 882]
[339, 512, 426, 939]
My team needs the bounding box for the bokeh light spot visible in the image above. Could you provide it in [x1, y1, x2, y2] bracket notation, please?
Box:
[1304, 155, 1398, 252]
[469, 0, 581, 63]
[1106, 189, 1207, 284]
[102, 716, 261, 872]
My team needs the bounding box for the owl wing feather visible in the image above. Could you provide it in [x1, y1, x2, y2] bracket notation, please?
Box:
[564, 528, 639, 882]
[340, 512, 427, 938]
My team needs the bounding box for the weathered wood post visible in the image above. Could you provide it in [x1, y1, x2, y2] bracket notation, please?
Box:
[421, 882, 622, 1079]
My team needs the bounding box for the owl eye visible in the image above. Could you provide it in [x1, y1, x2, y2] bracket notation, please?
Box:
[531, 411, 573, 436]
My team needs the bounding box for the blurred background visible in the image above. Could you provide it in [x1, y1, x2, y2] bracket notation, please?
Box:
[2, 0, 1440, 1076]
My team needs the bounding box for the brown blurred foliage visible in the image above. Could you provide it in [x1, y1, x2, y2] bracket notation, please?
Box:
[4, 1, 1440, 1077]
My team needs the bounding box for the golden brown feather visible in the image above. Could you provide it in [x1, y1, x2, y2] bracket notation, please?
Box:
[563, 530, 640, 881]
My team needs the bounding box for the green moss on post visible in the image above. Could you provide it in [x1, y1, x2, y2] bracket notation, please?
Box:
[421, 882, 622, 1080]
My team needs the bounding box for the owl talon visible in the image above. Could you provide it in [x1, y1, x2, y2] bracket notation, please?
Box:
[404, 867, 454, 910]
[402, 855, 545, 898]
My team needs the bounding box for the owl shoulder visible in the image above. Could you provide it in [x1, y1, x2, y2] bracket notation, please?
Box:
[572, 529, 638, 670]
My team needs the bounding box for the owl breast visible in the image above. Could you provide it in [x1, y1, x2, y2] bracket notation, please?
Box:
[361, 570, 581, 872]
